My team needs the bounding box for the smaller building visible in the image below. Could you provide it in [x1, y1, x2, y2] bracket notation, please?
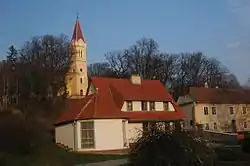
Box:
[177, 86, 250, 132]
[55, 75, 185, 152]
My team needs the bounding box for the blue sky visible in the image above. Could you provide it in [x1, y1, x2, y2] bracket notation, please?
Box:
[0, 0, 250, 83]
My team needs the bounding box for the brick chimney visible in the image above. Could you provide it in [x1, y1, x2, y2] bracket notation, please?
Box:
[130, 74, 141, 85]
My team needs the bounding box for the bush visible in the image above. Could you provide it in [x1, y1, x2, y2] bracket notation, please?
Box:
[241, 138, 250, 154]
[129, 127, 216, 166]
[0, 111, 51, 156]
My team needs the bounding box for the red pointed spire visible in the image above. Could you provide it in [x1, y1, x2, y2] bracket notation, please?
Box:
[72, 15, 85, 42]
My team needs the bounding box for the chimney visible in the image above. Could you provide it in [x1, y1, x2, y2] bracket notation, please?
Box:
[204, 82, 208, 88]
[130, 74, 141, 85]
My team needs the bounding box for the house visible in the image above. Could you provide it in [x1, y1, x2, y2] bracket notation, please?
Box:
[55, 75, 185, 152]
[177, 86, 250, 132]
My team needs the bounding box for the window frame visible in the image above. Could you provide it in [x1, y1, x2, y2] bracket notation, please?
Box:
[211, 106, 216, 115]
[213, 122, 217, 130]
[163, 102, 168, 111]
[80, 89, 83, 96]
[205, 123, 209, 130]
[242, 107, 247, 115]
[149, 101, 155, 111]
[80, 121, 95, 149]
[141, 101, 148, 111]
[127, 101, 133, 111]
[243, 121, 248, 128]
[204, 107, 208, 115]
[229, 106, 234, 115]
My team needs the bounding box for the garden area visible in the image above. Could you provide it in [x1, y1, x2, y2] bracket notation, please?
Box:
[0, 111, 126, 166]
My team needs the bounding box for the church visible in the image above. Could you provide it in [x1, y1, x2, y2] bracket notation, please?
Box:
[54, 17, 185, 152]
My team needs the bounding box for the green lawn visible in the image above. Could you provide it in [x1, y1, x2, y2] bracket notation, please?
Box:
[0, 143, 127, 166]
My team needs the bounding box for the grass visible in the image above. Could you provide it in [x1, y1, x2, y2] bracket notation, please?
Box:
[215, 146, 250, 162]
[0, 142, 127, 166]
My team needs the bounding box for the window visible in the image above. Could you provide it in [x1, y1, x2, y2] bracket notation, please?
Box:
[205, 123, 209, 130]
[212, 107, 216, 115]
[127, 101, 133, 111]
[141, 101, 148, 111]
[243, 121, 248, 128]
[80, 89, 83, 96]
[149, 101, 155, 111]
[242, 107, 247, 114]
[80, 121, 95, 149]
[229, 107, 234, 115]
[204, 107, 208, 115]
[80, 50, 82, 57]
[163, 102, 168, 111]
[213, 122, 217, 130]
[80, 78, 83, 84]
[80, 68, 82, 72]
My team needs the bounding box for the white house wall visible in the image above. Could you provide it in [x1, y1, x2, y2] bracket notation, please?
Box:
[55, 123, 75, 149]
[127, 122, 143, 143]
[77, 119, 124, 151]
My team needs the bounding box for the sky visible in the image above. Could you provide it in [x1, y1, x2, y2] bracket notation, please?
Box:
[0, 0, 250, 84]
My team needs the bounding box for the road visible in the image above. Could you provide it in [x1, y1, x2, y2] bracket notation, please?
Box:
[76, 158, 129, 166]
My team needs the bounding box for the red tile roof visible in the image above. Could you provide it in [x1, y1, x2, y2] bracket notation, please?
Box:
[71, 17, 85, 42]
[189, 87, 250, 104]
[55, 77, 185, 125]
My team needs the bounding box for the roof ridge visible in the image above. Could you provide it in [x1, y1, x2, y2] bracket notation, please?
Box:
[75, 94, 96, 120]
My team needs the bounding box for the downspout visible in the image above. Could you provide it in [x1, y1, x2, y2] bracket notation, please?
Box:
[73, 120, 77, 151]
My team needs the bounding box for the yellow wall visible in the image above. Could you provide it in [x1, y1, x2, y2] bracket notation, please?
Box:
[180, 102, 250, 132]
[66, 39, 88, 97]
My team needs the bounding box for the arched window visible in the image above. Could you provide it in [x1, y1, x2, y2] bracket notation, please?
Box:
[80, 78, 83, 84]
[80, 89, 83, 96]
[80, 50, 82, 57]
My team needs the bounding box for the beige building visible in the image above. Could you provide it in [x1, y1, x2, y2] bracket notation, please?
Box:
[177, 86, 250, 132]
[55, 75, 185, 152]
[66, 17, 88, 98]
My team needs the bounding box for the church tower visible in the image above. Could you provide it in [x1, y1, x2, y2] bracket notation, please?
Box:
[66, 16, 88, 98]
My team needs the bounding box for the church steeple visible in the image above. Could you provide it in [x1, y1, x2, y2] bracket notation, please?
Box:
[72, 15, 85, 42]
[66, 15, 88, 98]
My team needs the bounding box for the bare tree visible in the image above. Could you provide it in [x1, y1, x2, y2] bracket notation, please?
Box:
[105, 51, 130, 78]
[88, 62, 116, 77]
[89, 37, 240, 100]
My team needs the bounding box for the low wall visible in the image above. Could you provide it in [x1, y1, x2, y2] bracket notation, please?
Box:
[203, 130, 238, 144]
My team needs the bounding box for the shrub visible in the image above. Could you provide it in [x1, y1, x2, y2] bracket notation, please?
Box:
[0, 111, 51, 156]
[241, 137, 250, 154]
[129, 126, 216, 166]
